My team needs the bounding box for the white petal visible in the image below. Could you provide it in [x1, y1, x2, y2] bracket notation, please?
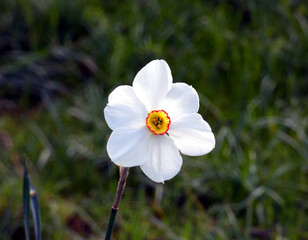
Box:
[107, 126, 151, 167]
[133, 60, 172, 111]
[160, 82, 199, 120]
[140, 135, 182, 183]
[104, 85, 148, 130]
[168, 113, 215, 156]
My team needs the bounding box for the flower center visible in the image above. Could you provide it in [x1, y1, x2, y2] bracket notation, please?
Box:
[146, 110, 171, 135]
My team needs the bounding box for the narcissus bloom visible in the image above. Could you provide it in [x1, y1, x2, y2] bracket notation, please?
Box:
[104, 60, 215, 183]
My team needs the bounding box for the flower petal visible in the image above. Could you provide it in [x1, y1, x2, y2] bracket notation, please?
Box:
[160, 82, 199, 120]
[140, 135, 182, 183]
[168, 113, 215, 156]
[104, 85, 148, 130]
[107, 126, 151, 167]
[133, 60, 172, 111]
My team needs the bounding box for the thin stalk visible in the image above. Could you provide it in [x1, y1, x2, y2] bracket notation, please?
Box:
[104, 167, 130, 240]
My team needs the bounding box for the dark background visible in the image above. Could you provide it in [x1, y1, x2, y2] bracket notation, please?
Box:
[0, 0, 308, 239]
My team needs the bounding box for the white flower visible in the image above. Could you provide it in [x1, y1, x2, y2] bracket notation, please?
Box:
[104, 60, 215, 183]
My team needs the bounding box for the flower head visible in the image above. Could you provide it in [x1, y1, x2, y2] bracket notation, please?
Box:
[104, 60, 215, 183]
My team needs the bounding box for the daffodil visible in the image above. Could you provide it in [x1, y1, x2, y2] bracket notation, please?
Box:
[104, 60, 215, 183]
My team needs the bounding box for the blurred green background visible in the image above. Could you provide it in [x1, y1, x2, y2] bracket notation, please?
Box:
[1, 0, 308, 239]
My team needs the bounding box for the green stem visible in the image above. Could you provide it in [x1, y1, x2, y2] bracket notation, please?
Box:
[104, 208, 118, 240]
[104, 167, 130, 240]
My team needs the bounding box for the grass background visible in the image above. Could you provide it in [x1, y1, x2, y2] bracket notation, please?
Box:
[0, 0, 308, 239]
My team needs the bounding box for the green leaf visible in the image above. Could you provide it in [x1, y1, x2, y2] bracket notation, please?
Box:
[23, 159, 30, 240]
[30, 180, 41, 240]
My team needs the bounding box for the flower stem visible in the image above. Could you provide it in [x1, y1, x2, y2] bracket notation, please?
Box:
[104, 208, 117, 240]
[104, 167, 130, 240]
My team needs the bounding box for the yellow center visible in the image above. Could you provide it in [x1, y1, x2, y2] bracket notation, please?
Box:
[146, 110, 171, 135]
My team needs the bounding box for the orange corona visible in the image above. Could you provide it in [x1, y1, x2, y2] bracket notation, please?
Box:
[146, 110, 171, 135]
